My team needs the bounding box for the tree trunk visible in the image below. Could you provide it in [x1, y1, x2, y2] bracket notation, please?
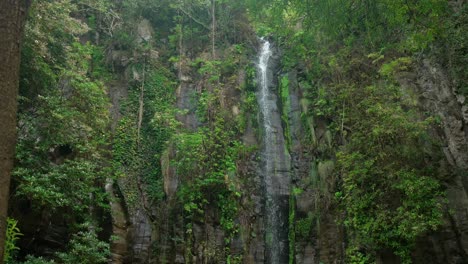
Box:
[0, 0, 30, 261]
[137, 63, 145, 148]
[211, 0, 216, 59]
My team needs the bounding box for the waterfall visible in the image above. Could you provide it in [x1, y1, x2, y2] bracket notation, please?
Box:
[257, 38, 290, 264]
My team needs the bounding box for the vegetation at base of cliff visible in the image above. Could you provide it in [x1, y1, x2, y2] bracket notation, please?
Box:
[8, 226, 109, 264]
[10, 0, 113, 262]
[175, 123, 242, 259]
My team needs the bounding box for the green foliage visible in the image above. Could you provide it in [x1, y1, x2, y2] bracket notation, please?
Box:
[16, 4, 111, 216]
[16, 225, 109, 264]
[55, 226, 110, 264]
[226, 254, 243, 264]
[196, 91, 217, 123]
[336, 84, 444, 262]
[15, 41, 110, 214]
[288, 194, 296, 264]
[20, 256, 55, 264]
[112, 117, 140, 207]
[13, 1, 114, 261]
[9, 223, 109, 264]
[295, 215, 314, 241]
[379, 57, 413, 78]
[4, 218, 22, 263]
[443, 4, 468, 96]
[237, 63, 258, 133]
[174, 67, 245, 251]
[280, 75, 292, 150]
[196, 60, 222, 83]
[15, 159, 109, 213]
[311, 86, 336, 120]
[174, 121, 242, 259]
[175, 119, 241, 229]
[346, 246, 374, 264]
[113, 65, 177, 205]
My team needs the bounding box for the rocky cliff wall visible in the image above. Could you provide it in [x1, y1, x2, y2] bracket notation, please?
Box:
[106, 18, 468, 264]
[398, 59, 468, 264]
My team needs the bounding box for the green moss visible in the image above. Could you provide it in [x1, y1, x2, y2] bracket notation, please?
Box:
[309, 161, 319, 187]
[280, 75, 292, 151]
[295, 214, 314, 240]
[289, 193, 296, 264]
[299, 99, 317, 148]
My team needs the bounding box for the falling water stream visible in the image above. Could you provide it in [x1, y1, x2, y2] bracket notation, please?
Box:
[257, 38, 290, 264]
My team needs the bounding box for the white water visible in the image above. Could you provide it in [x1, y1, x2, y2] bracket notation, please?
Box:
[258, 40, 274, 173]
[257, 38, 290, 264]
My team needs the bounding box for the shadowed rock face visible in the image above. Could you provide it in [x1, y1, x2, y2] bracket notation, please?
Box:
[415, 60, 468, 171]
[128, 210, 152, 263]
[284, 68, 345, 264]
[105, 179, 129, 264]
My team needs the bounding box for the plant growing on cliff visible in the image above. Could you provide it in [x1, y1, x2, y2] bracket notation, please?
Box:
[175, 119, 241, 231]
[336, 84, 444, 263]
[113, 64, 177, 206]
[175, 91, 243, 260]
[245, 0, 451, 262]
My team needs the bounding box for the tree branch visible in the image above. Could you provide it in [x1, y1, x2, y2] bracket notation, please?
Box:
[178, 7, 210, 30]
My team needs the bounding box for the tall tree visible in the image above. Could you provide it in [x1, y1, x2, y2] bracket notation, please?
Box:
[0, 0, 31, 261]
[211, 0, 216, 58]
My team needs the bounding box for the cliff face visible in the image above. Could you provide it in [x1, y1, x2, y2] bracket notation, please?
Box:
[108, 34, 467, 264]
[153, 42, 270, 263]
[282, 58, 468, 264]
[399, 59, 468, 264]
[138, 39, 342, 264]
[9, 1, 467, 263]
[35, 21, 465, 264]
[105, 6, 467, 264]
[285, 68, 345, 264]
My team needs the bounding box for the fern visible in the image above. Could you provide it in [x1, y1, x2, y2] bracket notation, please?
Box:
[4, 218, 22, 263]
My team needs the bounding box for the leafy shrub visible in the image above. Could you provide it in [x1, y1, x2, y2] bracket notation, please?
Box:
[19, 256, 55, 264]
[56, 226, 110, 264]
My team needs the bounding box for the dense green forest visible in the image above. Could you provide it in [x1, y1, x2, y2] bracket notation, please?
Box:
[1, 0, 467, 263]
